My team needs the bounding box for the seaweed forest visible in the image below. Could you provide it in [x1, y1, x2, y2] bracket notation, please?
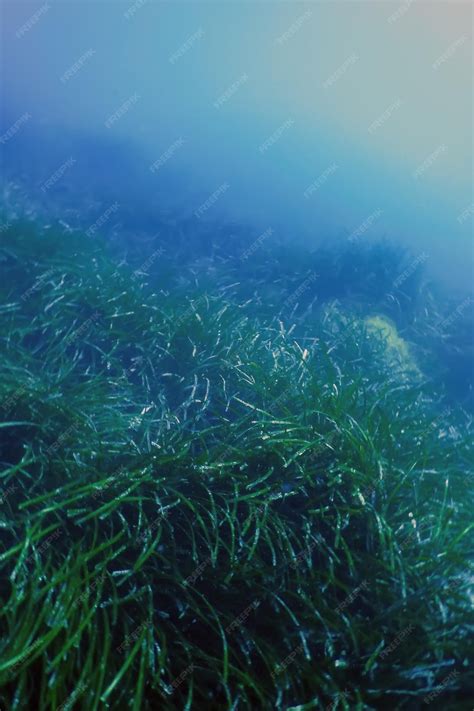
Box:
[0, 210, 472, 710]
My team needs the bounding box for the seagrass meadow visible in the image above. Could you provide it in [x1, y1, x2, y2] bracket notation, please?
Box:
[0, 217, 473, 710]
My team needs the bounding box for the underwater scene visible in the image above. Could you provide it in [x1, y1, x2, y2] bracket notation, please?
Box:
[0, 2, 473, 710]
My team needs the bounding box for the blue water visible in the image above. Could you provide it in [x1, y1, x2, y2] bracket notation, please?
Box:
[1, 0, 473, 401]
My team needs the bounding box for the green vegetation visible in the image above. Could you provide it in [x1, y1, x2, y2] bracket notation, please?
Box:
[0, 218, 472, 709]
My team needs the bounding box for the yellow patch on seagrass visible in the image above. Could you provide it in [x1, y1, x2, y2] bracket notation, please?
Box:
[365, 315, 420, 376]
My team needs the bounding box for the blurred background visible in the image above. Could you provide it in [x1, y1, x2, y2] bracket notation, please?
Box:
[1, 0, 472, 289]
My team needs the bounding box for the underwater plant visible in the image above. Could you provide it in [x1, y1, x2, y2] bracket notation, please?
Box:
[0, 218, 472, 710]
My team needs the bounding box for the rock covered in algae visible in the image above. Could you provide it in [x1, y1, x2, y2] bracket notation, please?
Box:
[365, 314, 421, 377]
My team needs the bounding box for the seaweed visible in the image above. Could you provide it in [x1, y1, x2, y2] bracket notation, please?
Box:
[0, 218, 472, 710]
